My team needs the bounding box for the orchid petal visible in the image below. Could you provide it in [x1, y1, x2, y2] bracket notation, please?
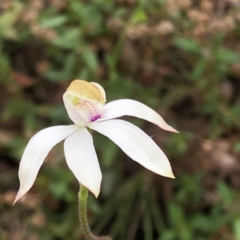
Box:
[14, 125, 78, 204]
[89, 120, 175, 178]
[103, 99, 178, 133]
[64, 128, 102, 197]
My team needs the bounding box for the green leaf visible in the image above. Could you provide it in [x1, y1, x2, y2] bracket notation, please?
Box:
[169, 203, 192, 240]
[216, 48, 240, 63]
[217, 182, 234, 205]
[0, 1, 23, 39]
[62, 52, 78, 77]
[44, 69, 67, 81]
[234, 218, 240, 240]
[173, 37, 201, 54]
[130, 8, 147, 24]
[82, 47, 98, 71]
[53, 29, 81, 49]
[191, 59, 206, 80]
[40, 15, 68, 28]
[234, 142, 240, 152]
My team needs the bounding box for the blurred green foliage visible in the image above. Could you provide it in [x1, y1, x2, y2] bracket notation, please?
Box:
[0, 0, 240, 239]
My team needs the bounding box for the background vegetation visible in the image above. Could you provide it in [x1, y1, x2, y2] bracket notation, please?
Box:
[0, 0, 240, 239]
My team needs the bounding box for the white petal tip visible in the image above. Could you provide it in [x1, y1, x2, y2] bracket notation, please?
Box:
[161, 170, 175, 179]
[13, 192, 23, 205]
[88, 188, 100, 198]
[168, 172, 175, 179]
[92, 186, 101, 198]
[163, 124, 179, 133]
[85, 185, 100, 198]
[94, 192, 100, 198]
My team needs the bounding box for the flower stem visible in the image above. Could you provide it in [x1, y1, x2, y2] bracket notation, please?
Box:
[78, 184, 112, 240]
[78, 184, 93, 239]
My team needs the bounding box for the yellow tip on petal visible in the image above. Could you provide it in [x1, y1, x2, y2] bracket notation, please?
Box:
[67, 79, 106, 103]
[168, 172, 175, 179]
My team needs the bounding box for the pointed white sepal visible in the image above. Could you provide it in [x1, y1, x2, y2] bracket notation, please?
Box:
[103, 99, 178, 133]
[14, 125, 78, 204]
[89, 119, 175, 178]
[64, 128, 102, 197]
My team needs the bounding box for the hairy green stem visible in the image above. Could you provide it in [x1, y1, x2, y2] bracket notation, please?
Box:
[78, 185, 94, 239]
[78, 185, 112, 240]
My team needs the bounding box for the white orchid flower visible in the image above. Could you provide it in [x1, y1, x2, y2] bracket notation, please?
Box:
[14, 79, 178, 204]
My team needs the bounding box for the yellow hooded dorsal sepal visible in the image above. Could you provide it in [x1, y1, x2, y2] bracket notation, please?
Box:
[66, 79, 106, 104]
